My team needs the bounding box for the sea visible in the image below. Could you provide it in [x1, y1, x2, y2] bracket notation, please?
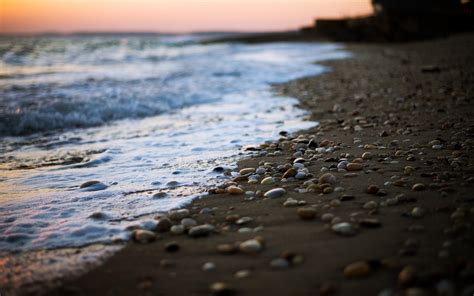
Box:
[0, 33, 349, 254]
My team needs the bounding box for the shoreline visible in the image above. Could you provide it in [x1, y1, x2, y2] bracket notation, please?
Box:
[10, 33, 474, 296]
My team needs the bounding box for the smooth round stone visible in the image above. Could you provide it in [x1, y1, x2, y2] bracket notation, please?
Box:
[321, 213, 335, 222]
[295, 172, 307, 180]
[337, 160, 349, 170]
[283, 198, 298, 207]
[79, 181, 108, 191]
[202, 262, 216, 272]
[188, 224, 215, 238]
[236, 217, 253, 225]
[133, 229, 156, 243]
[294, 158, 306, 164]
[239, 239, 263, 254]
[234, 269, 251, 279]
[361, 152, 373, 160]
[344, 261, 371, 278]
[227, 186, 244, 195]
[270, 258, 290, 269]
[156, 218, 172, 232]
[181, 218, 198, 227]
[152, 192, 168, 199]
[264, 188, 286, 199]
[363, 201, 378, 209]
[297, 207, 317, 220]
[412, 183, 426, 191]
[332, 222, 356, 236]
[210, 282, 234, 296]
[169, 209, 190, 220]
[255, 167, 266, 175]
[217, 244, 238, 254]
[319, 173, 337, 185]
[367, 185, 380, 194]
[293, 162, 305, 169]
[411, 207, 425, 218]
[170, 224, 185, 235]
[261, 177, 275, 185]
[200, 207, 213, 215]
[347, 163, 363, 171]
[239, 168, 255, 175]
[237, 227, 253, 234]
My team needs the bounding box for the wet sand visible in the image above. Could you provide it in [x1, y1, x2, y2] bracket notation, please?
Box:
[41, 33, 474, 295]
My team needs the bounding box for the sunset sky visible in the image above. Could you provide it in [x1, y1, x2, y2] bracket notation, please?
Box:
[0, 0, 372, 34]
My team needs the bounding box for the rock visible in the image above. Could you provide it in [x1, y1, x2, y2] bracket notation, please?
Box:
[295, 172, 307, 180]
[363, 201, 378, 209]
[239, 168, 255, 175]
[337, 160, 349, 170]
[344, 261, 371, 278]
[210, 282, 235, 296]
[361, 152, 373, 160]
[412, 183, 426, 191]
[169, 209, 190, 220]
[156, 218, 172, 232]
[236, 217, 253, 225]
[239, 239, 263, 254]
[367, 185, 380, 194]
[283, 198, 299, 207]
[321, 213, 335, 222]
[319, 173, 337, 184]
[283, 168, 297, 179]
[79, 181, 108, 191]
[217, 243, 238, 254]
[165, 241, 180, 252]
[332, 222, 356, 236]
[188, 224, 215, 238]
[360, 218, 381, 228]
[264, 188, 286, 198]
[399, 265, 417, 285]
[234, 269, 251, 279]
[227, 186, 244, 195]
[202, 262, 216, 272]
[261, 176, 275, 185]
[347, 163, 363, 171]
[411, 207, 426, 218]
[132, 229, 156, 243]
[170, 224, 185, 235]
[297, 207, 317, 220]
[181, 218, 198, 228]
[340, 194, 355, 201]
[270, 258, 290, 269]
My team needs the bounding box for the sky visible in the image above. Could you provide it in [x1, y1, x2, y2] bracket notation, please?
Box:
[0, 0, 372, 34]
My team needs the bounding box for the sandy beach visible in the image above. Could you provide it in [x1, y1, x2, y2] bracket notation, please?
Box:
[14, 33, 474, 296]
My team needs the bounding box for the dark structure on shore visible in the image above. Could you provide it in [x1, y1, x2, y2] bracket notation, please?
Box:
[309, 0, 474, 41]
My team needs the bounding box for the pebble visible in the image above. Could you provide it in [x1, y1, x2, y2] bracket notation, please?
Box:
[363, 201, 378, 209]
[399, 265, 416, 285]
[337, 160, 349, 170]
[321, 213, 335, 222]
[217, 243, 238, 254]
[188, 224, 215, 238]
[79, 181, 108, 191]
[202, 262, 216, 272]
[132, 229, 156, 243]
[234, 269, 251, 279]
[347, 163, 363, 171]
[261, 176, 275, 185]
[297, 207, 317, 220]
[236, 217, 253, 225]
[283, 198, 299, 207]
[340, 194, 355, 201]
[412, 183, 426, 191]
[361, 152, 373, 160]
[239, 239, 263, 254]
[239, 168, 255, 175]
[283, 168, 297, 179]
[210, 282, 235, 296]
[152, 192, 168, 198]
[264, 188, 286, 198]
[270, 258, 290, 269]
[319, 173, 337, 184]
[227, 186, 244, 195]
[169, 209, 190, 220]
[367, 185, 380, 194]
[181, 218, 198, 228]
[344, 261, 371, 278]
[170, 224, 185, 235]
[411, 207, 426, 218]
[332, 222, 356, 236]
[156, 218, 172, 232]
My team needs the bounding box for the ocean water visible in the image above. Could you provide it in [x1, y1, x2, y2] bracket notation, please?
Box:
[0, 34, 349, 253]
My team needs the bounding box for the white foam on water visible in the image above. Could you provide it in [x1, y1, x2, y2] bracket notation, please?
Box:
[0, 38, 350, 252]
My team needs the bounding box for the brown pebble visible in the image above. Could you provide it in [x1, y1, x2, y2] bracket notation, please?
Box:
[399, 265, 417, 285]
[210, 282, 235, 296]
[217, 244, 238, 254]
[227, 186, 244, 195]
[283, 168, 297, 179]
[155, 218, 172, 232]
[347, 163, 363, 171]
[344, 261, 371, 278]
[367, 185, 380, 194]
[297, 207, 317, 220]
[412, 183, 426, 191]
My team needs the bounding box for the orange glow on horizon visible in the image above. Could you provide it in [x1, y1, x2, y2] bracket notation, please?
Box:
[0, 0, 372, 34]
